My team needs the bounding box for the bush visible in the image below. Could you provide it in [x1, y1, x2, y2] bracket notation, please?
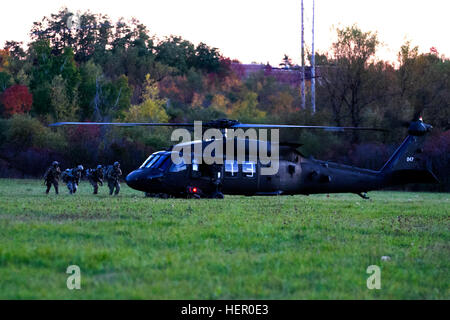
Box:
[5, 114, 66, 151]
[348, 143, 393, 170]
[425, 130, 450, 191]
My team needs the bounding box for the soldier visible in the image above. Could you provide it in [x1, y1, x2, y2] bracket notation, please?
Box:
[106, 161, 122, 195]
[43, 161, 61, 194]
[86, 165, 104, 194]
[62, 165, 84, 194]
[61, 169, 73, 194]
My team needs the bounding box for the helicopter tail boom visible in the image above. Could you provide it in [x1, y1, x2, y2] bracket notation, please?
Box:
[380, 119, 439, 185]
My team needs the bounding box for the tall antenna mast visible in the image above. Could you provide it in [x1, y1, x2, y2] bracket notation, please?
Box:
[301, 0, 306, 110]
[311, 0, 316, 114]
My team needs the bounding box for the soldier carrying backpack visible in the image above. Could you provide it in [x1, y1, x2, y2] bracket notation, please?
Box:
[61, 165, 84, 194]
[44, 161, 61, 194]
[106, 161, 122, 195]
[86, 165, 104, 194]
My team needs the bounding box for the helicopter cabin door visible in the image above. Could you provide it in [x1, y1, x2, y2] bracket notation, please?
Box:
[221, 160, 258, 195]
[188, 159, 221, 194]
[165, 156, 189, 193]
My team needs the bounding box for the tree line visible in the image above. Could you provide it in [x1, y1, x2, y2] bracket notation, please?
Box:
[0, 8, 448, 190]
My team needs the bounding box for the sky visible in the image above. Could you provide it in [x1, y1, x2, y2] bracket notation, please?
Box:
[1, 0, 449, 66]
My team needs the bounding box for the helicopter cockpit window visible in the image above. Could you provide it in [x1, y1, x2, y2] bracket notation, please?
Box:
[140, 154, 156, 168]
[169, 157, 187, 173]
[242, 161, 256, 177]
[225, 160, 238, 177]
[152, 154, 170, 169]
[159, 156, 172, 171]
[141, 153, 161, 169]
[146, 154, 162, 168]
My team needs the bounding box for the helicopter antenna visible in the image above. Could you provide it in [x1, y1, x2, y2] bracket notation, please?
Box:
[301, 0, 306, 110]
[311, 0, 316, 114]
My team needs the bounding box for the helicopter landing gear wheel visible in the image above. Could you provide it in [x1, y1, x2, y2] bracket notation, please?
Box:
[210, 192, 224, 199]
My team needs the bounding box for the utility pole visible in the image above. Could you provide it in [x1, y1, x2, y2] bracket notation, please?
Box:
[311, 0, 316, 114]
[301, 0, 306, 110]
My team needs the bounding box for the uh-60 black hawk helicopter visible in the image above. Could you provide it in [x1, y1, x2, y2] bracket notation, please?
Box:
[50, 116, 439, 199]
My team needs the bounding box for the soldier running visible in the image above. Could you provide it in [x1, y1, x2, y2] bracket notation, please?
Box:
[106, 161, 122, 195]
[43, 161, 61, 194]
[86, 165, 104, 194]
[62, 165, 84, 194]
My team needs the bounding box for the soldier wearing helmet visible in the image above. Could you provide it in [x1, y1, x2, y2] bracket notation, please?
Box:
[62, 165, 84, 194]
[43, 161, 61, 194]
[106, 161, 122, 195]
[86, 165, 104, 194]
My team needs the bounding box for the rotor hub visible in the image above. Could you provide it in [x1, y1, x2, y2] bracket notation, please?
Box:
[204, 119, 240, 129]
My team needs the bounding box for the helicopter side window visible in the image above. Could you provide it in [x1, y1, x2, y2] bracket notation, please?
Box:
[242, 161, 256, 178]
[191, 158, 202, 178]
[225, 160, 238, 177]
[169, 157, 187, 173]
[159, 156, 172, 171]
[192, 158, 199, 172]
[152, 154, 170, 169]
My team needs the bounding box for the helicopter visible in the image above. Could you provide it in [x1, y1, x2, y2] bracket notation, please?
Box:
[50, 116, 439, 199]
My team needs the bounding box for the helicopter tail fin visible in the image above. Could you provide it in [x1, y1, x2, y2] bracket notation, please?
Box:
[380, 119, 439, 185]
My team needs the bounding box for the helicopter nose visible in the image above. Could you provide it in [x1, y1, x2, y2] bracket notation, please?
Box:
[126, 169, 165, 193]
[126, 170, 142, 190]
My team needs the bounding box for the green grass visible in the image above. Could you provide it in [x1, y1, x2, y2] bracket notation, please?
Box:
[0, 179, 448, 299]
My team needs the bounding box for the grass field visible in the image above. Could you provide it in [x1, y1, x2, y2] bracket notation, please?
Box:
[0, 179, 448, 299]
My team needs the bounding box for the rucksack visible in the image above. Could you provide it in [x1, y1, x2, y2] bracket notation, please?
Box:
[105, 165, 114, 179]
[61, 169, 72, 183]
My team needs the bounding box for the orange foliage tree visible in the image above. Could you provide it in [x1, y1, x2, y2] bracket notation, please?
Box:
[1, 85, 33, 116]
[0, 49, 9, 72]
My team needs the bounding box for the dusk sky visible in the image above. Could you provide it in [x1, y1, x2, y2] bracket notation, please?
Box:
[1, 0, 449, 66]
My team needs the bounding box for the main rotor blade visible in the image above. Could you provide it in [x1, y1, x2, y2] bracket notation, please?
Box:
[49, 121, 388, 132]
[49, 122, 195, 127]
[232, 123, 388, 132]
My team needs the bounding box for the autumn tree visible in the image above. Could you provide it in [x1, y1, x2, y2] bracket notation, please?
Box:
[0, 49, 10, 73]
[316, 25, 390, 138]
[155, 36, 195, 75]
[0, 72, 12, 93]
[1, 85, 33, 117]
[27, 41, 80, 117]
[121, 74, 168, 123]
[78, 60, 103, 119]
[191, 42, 221, 73]
[210, 93, 230, 114]
[230, 91, 266, 121]
[397, 43, 450, 129]
[51, 75, 78, 121]
[30, 8, 77, 55]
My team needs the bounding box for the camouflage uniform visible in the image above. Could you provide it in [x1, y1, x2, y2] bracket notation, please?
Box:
[106, 162, 122, 195]
[44, 161, 61, 194]
[62, 165, 83, 194]
[86, 165, 104, 194]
